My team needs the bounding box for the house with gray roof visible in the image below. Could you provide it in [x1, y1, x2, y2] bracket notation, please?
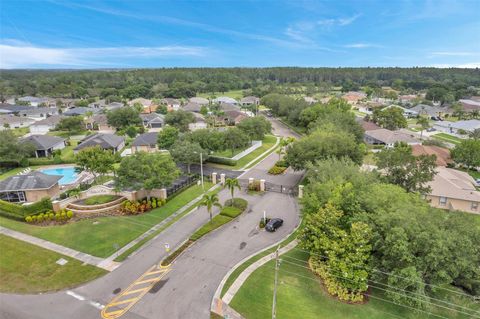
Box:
[29, 115, 65, 134]
[105, 102, 124, 110]
[63, 107, 99, 117]
[189, 97, 209, 105]
[21, 135, 66, 158]
[183, 102, 203, 113]
[0, 115, 35, 130]
[240, 96, 260, 106]
[16, 96, 53, 107]
[214, 96, 238, 105]
[17, 107, 59, 121]
[433, 119, 480, 135]
[410, 104, 452, 118]
[140, 113, 165, 129]
[364, 128, 420, 148]
[219, 102, 240, 112]
[131, 132, 159, 153]
[0, 103, 31, 114]
[0, 171, 61, 203]
[74, 133, 125, 154]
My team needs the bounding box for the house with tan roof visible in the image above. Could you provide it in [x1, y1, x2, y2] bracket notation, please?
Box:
[426, 167, 480, 214]
[160, 98, 181, 111]
[364, 128, 420, 148]
[411, 145, 451, 166]
[128, 98, 157, 113]
[342, 91, 367, 105]
[189, 97, 209, 105]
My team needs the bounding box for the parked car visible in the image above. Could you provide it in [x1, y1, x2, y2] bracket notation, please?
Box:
[265, 218, 283, 232]
[427, 127, 436, 132]
[475, 179, 480, 187]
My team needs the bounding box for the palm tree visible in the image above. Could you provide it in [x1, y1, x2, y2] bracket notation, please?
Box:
[416, 116, 430, 139]
[199, 193, 222, 222]
[277, 137, 295, 160]
[224, 178, 240, 205]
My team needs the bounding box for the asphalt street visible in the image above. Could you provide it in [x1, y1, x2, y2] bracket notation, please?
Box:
[0, 117, 302, 319]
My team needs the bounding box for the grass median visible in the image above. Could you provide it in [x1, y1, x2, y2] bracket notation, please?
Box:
[0, 234, 106, 293]
[0, 182, 212, 258]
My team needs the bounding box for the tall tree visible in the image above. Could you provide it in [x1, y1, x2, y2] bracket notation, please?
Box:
[376, 142, 437, 193]
[164, 110, 195, 131]
[223, 127, 249, 157]
[236, 116, 272, 141]
[451, 139, 480, 171]
[55, 116, 84, 133]
[224, 178, 241, 204]
[116, 152, 179, 200]
[416, 116, 430, 139]
[157, 126, 179, 150]
[75, 146, 116, 180]
[169, 140, 208, 173]
[106, 107, 142, 130]
[199, 193, 222, 222]
[0, 130, 35, 166]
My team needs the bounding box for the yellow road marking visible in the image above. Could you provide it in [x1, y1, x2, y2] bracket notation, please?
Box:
[101, 265, 171, 319]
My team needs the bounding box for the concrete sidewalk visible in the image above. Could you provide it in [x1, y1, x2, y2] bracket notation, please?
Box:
[0, 226, 119, 271]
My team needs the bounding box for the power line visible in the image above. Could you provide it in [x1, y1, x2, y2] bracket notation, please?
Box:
[279, 257, 480, 318]
[289, 246, 478, 300]
[281, 254, 480, 317]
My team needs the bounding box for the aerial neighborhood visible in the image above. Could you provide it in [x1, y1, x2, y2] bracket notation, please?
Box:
[0, 1, 479, 319]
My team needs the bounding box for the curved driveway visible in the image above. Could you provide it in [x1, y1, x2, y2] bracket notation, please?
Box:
[0, 117, 301, 319]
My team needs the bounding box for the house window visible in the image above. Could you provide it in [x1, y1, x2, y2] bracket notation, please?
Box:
[472, 202, 479, 211]
[439, 196, 447, 206]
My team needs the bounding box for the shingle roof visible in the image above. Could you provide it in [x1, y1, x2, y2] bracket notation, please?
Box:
[0, 171, 61, 191]
[0, 115, 35, 126]
[183, 102, 202, 112]
[30, 115, 65, 126]
[21, 135, 65, 150]
[428, 167, 480, 202]
[63, 107, 99, 116]
[240, 96, 260, 104]
[365, 128, 419, 144]
[214, 97, 238, 104]
[0, 103, 31, 113]
[74, 133, 124, 151]
[219, 102, 240, 112]
[132, 132, 158, 147]
[140, 113, 164, 123]
[189, 97, 209, 105]
[411, 145, 452, 166]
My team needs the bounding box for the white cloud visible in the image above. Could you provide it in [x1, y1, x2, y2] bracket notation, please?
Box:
[344, 43, 382, 49]
[430, 62, 480, 68]
[0, 43, 207, 68]
[430, 51, 476, 57]
[317, 14, 361, 27]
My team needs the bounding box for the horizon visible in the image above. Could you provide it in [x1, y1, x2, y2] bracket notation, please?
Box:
[1, 0, 479, 69]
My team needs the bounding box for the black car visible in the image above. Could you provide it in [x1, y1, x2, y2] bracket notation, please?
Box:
[265, 218, 284, 232]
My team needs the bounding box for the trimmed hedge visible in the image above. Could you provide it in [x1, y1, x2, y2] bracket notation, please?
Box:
[224, 198, 248, 211]
[219, 206, 242, 218]
[0, 198, 53, 221]
[206, 155, 237, 166]
[268, 165, 287, 175]
[28, 158, 76, 166]
[190, 215, 233, 241]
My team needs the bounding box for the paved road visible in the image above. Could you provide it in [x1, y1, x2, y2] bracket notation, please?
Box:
[0, 117, 302, 319]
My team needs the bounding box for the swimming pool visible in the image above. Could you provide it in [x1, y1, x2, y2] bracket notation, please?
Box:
[40, 167, 78, 185]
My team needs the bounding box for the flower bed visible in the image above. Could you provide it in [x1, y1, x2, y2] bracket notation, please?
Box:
[119, 197, 166, 215]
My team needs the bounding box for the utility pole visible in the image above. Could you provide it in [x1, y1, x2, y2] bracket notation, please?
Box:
[272, 246, 280, 319]
[200, 152, 204, 192]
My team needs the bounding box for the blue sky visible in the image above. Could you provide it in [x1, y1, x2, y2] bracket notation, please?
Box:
[1, 0, 479, 68]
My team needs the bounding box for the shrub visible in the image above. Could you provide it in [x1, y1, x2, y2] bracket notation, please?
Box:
[248, 180, 261, 192]
[31, 215, 37, 223]
[275, 159, 288, 168]
[206, 156, 238, 166]
[224, 198, 248, 211]
[66, 211, 74, 219]
[268, 165, 287, 175]
[151, 200, 157, 209]
[219, 206, 242, 218]
[49, 213, 55, 220]
[60, 212, 67, 220]
[55, 214, 61, 221]
[25, 216, 33, 223]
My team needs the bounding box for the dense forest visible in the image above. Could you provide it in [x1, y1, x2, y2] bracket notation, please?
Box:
[1, 68, 479, 100]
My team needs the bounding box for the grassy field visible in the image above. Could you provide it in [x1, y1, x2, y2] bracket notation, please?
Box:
[10, 127, 30, 137]
[0, 182, 212, 257]
[0, 235, 106, 293]
[82, 194, 119, 205]
[432, 133, 463, 145]
[197, 90, 244, 100]
[60, 140, 78, 161]
[230, 249, 479, 319]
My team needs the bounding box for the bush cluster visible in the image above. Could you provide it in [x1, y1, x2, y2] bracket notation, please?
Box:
[224, 198, 248, 211]
[120, 197, 166, 215]
[0, 198, 52, 221]
[268, 165, 287, 175]
[25, 209, 74, 224]
[248, 180, 261, 192]
[206, 156, 238, 166]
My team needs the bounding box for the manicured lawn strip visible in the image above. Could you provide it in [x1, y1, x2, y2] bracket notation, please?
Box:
[60, 141, 78, 161]
[190, 215, 233, 241]
[220, 226, 299, 297]
[0, 235, 106, 293]
[432, 133, 462, 145]
[0, 183, 212, 258]
[82, 194, 119, 205]
[114, 184, 222, 262]
[230, 249, 478, 319]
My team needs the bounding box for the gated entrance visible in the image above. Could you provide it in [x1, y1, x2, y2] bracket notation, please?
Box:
[265, 182, 298, 195]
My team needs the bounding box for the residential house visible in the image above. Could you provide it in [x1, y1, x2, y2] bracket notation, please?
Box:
[17, 107, 59, 121]
[213, 96, 238, 105]
[15, 96, 53, 107]
[425, 167, 480, 214]
[356, 102, 383, 114]
[183, 102, 203, 113]
[364, 128, 420, 147]
[398, 94, 418, 105]
[356, 118, 381, 131]
[140, 113, 165, 130]
[342, 91, 367, 105]
[410, 104, 452, 118]
[84, 114, 114, 133]
[222, 110, 247, 125]
[189, 97, 209, 105]
[303, 96, 317, 104]
[240, 96, 260, 106]
[459, 98, 480, 112]
[0, 115, 35, 130]
[189, 113, 208, 131]
[433, 120, 480, 135]
[129, 98, 157, 113]
[219, 102, 240, 112]
[0, 171, 61, 203]
[159, 98, 181, 112]
[411, 145, 452, 166]
[0, 103, 31, 114]
[88, 99, 107, 109]
[63, 107, 99, 117]
[29, 115, 65, 134]
[74, 133, 125, 154]
[21, 135, 66, 158]
[131, 132, 159, 153]
[105, 102, 124, 110]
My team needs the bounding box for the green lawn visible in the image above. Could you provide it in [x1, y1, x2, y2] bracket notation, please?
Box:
[0, 182, 212, 257]
[0, 235, 106, 293]
[212, 147, 245, 158]
[82, 194, 119, 205]
[432, 133, 463, 145]
[60, 141, 78, 161]
[10, 127, 30, 137]
[231, 249, 479, 319]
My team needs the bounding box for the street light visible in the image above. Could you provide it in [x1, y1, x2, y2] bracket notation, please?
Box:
[194, 151, 205, 192]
